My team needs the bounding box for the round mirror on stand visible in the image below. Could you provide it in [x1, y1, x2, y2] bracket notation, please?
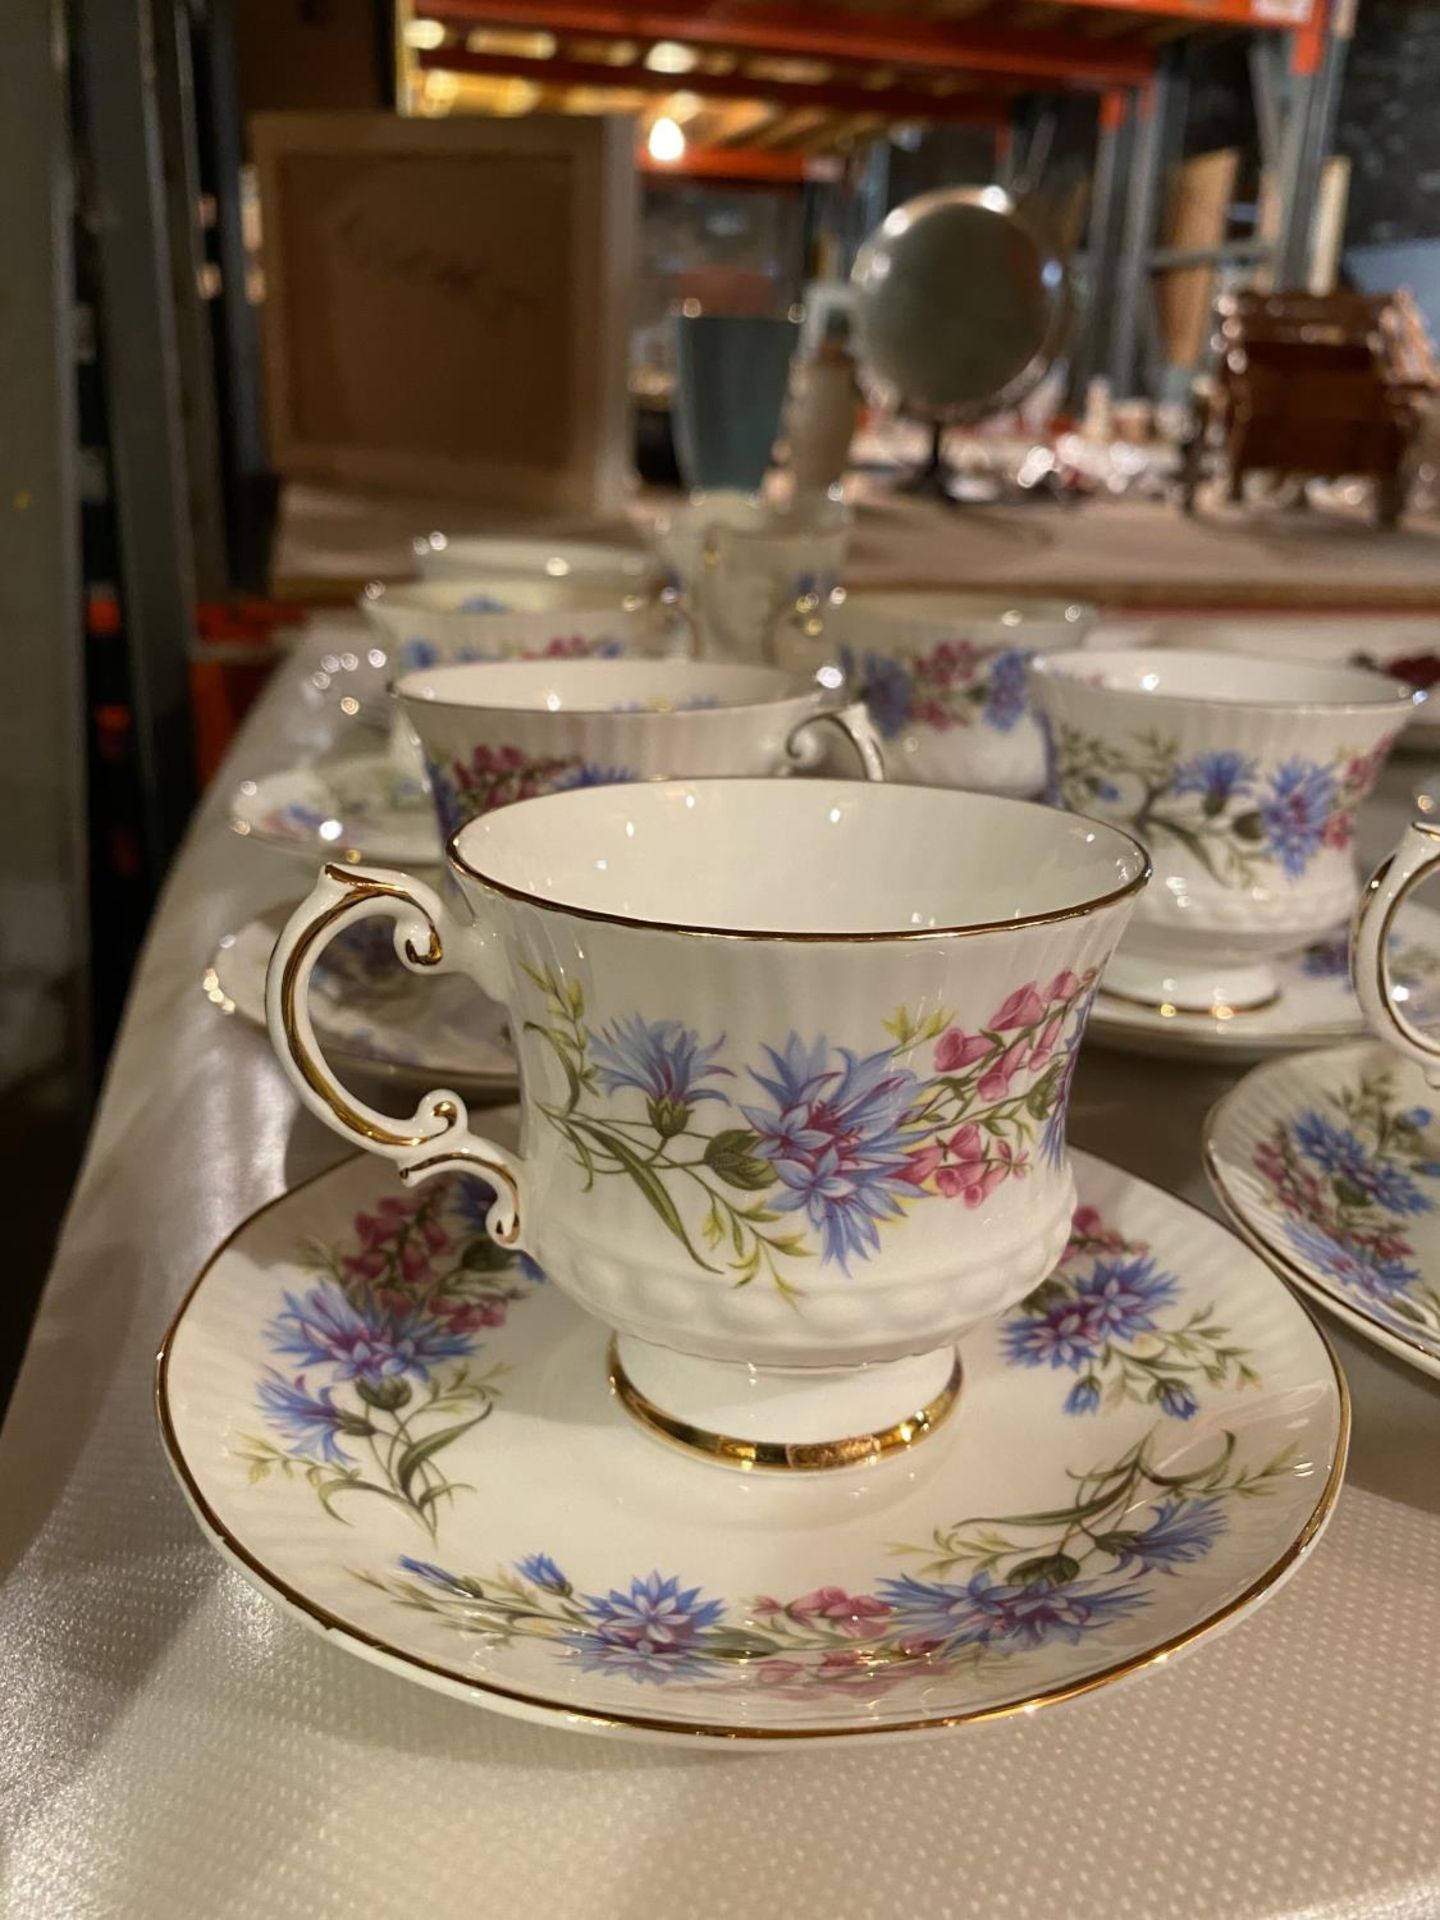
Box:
[851, 185, 1069, 504]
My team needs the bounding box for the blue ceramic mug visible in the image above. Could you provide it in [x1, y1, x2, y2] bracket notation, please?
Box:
[672, 313, 799, 493]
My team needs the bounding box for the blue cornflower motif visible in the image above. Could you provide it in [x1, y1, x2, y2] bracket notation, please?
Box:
[1094, 779, 1121, 802]
[517, 1552, 570, 1594]
[401, 637, 440, 670]
[550, 764, 633, 792]
[1154, 1379, 1198, 1420]
[1171, 749, 1256, 810]
[1038, 985, 1094, 1170]
[842, 647, 913, 740]
[1074, 1254, 1179, 1340]
[740, 1036, 923, 1271]
[279, 802, 328, 833]
[459, 593, 509, 613]
[1299, 934, 1351, 980]
[566, 1572, 725, 1685]
[981, 648, 1029, 733]
[451, 1178, 545, 1281]
[425, 762, 466, 840]
[1293, 1110, 1431, 1215]
[256, 1371, 355, 1463]
[1002, 1296, 1101, 1372]
[1294, 1110, 1372, 1183]
[1404, 1107, 1434, 1129]
[1064, 1375, 1102, 1415]
[592, 1014, 732, 1114]
[399, 1556, 473, 1595]
[1285, 1221, 1419, 1301]
[1259, 760, 1337, 879]
[267, 1281, 471, 1389]
[1367, 1158, 1434, 1215]
[1110, 1497, 1227, 1572]
[878, 1569, 1148, 1653]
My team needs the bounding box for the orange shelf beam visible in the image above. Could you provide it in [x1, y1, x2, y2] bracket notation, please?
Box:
[1018, 0, 1312, 27]
[640, 145, 821, 181]
[423, 0, 1157, 86]
[419, 46, 1015, 118]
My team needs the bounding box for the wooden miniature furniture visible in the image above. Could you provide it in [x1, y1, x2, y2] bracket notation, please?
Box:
[1180, 289, 1423, 527]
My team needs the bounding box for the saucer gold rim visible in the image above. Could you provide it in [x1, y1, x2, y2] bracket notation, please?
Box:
[155, 1154, 1349, 1745]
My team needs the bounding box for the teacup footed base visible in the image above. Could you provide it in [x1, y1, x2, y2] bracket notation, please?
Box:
[608, 1335, 961, 1472]
[1101, 948, 1280, 1015]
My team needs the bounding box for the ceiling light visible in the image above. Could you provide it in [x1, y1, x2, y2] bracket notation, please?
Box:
[647, 116, 686, 164]
[644, 40, 697, 74]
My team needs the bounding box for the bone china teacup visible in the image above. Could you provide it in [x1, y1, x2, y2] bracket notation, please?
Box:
[267, 781, 1147, 1467]
[1030, 648, 1418, 1013]
[395, 658, 885, 840]
[774, 589, 1095, 796]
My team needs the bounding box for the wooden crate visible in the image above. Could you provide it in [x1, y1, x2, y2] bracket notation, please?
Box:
[250, 110, 637, 512]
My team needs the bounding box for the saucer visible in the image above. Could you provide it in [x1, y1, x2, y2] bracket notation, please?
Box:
[1088, 907, 1440, 1063]
[158, 1133, 1345, 1746]
[230, 757, 440, 866]
[206, 907, 516, 1095]
[1206, 1040, 1440, 1379]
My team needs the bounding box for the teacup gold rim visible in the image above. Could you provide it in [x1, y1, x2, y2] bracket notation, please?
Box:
[391, 659, 824, 721]
[1030, 646, 1422, 719]
[446, 780, 1152, 944]
[153, 1150, 1350, 1743]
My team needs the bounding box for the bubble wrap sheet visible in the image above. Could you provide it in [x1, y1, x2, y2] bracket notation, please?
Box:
[4, 625, 1440, 1920]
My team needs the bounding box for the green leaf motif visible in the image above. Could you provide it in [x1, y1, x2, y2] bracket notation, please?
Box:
[396, 1414, 488, 1497]
[703, 1128, 776, 1191]
[570, 1117, 720, 1271]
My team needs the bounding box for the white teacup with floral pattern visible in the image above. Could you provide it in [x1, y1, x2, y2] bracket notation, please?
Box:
[360, 583, 684, 676]
[359, 595, 688, 798]
[1031, 648, 1418, 1013]
[266, 780, 1147, 1468]
[775, 589, 1094, 796]
[395, 658, 885, 842]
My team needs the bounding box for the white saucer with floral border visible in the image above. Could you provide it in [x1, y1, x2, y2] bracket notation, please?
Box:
[1089, 908, 1440, 1063]
[205, 906, 516, 1096]
[1206, 1040, 1440, 1380]
[157, 1130, 1346, 1747]
[230, 757, 440, 867]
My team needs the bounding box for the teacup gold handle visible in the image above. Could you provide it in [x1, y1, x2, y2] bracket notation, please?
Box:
[786, 701, 886, 782]
[1353, 821, 1440, 1083]
[265, 862, 529, 1244]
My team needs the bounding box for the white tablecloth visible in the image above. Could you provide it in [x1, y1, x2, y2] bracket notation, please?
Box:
[4, 624, 1440, 1919]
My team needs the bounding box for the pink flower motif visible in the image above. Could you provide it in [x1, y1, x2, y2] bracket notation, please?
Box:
[342, 1247, 387, 1280]
[755, 1658, 807, 1687]
[751, 1596, 786, 1620]
[978, 1038, 1030, 1102]
[934, 1027, 995, 1072]
[400, 1240, 435, 1285]
[789, 1588, 892, 1636]
[1043, 969, 1080, 1002]
[989, 983, 1048, 1031]
[433, 1295, 509, 1335]
[1321, 811, 1354, 851]
[949, 1122, 983, 1162]
[897, 1143, 945, 1187]
[1029, 1016, 1064, 1069]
